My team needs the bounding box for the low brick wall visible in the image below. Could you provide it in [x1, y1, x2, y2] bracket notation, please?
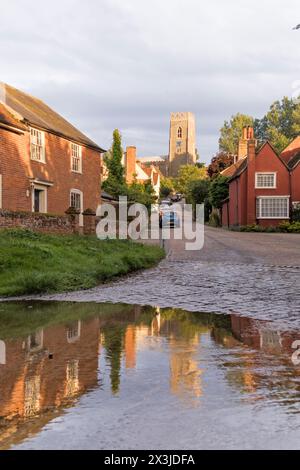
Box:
[0, 210, 76, 235]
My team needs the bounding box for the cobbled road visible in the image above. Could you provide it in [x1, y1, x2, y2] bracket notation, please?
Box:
[13, 227, 300, 328]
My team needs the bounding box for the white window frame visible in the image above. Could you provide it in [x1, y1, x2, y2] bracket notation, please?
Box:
[30, 127, 46, 163]
[70, 189, 83, 226]
[256, 196, 290, 219]
[255, 172, 277, 189]
[71, 143, 82, 173]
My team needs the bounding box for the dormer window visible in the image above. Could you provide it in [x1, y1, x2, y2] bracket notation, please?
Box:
[177, 127, 182, 139]
[71, 143, 82, 173]
[30, 128, 45, 163]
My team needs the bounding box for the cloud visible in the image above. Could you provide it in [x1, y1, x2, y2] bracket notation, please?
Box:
[0, 0, 299, 161]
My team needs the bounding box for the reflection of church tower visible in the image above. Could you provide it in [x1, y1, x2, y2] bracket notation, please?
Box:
[169, 333, 202, 403]
[125, 326, 136, 369]
[169, 112, 197, 176]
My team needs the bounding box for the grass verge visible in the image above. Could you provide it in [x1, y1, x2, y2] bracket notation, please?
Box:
[0, 229, 165, 297]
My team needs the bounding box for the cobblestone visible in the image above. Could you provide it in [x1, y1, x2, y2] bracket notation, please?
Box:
[13, 227, 300, 329]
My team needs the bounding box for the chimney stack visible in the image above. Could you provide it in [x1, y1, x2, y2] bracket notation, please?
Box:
[238, 125, 254, 160]
[125, 146, 137, 184]
[245, 128, 257, 225]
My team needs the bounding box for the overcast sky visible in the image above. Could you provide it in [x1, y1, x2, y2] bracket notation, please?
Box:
[1, 0, 299, 162]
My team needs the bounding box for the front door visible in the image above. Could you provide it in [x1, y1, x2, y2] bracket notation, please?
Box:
[34, 189, 42, 212]
[32, 185, 47, 213]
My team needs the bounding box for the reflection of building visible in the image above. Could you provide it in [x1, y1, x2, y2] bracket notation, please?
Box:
[221, 314, 300, 397]
[125, 326, 136, 369]
[169, 335, 202, 401]
[150, 311, 204, 402]
[0, 316, 100, 449]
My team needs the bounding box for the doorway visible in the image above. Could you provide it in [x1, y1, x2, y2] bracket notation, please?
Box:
[32, 185, 47, 213]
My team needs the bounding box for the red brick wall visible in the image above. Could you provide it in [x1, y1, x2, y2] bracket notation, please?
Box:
[291, 164, 300, 203]
[254, 143, 290, 226]
[0, 316, 100, 446]
[228, 171, 247, 227]
[0, 126, 101, 214]
[228, 143, 291, 228]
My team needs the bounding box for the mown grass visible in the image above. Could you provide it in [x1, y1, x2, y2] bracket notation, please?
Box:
[0, 229, 165, 297]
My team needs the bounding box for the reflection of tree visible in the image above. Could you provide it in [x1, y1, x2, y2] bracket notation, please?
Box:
[101, 325, 125, 394]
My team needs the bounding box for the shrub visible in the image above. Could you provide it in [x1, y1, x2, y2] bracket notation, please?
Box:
[278, 221, 300, 233]
[240, 225, 277, 232]
[292, 204, 300, 222]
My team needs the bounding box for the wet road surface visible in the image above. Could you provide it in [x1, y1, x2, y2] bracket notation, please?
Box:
[0, 302, 300, 450]
[13, 227, 300, 328]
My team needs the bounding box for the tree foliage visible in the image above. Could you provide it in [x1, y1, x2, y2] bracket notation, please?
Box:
[208, 176, 229, 209]
[102, 129, 156, 210]
[218, 97, 300, 158]
[160, 177, 174, 198]
[219, 113, 254, 154]
[188, 179, 210, 205]
[102, 129, 126, 197]
[207, 152, 234, 179]
[174, 165, 207, 195]
[254, 96, 300, 153]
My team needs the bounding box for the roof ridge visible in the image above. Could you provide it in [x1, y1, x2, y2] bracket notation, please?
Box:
[2, 82, 105, 152]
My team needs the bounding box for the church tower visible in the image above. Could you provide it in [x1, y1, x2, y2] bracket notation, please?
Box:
[168, 112, 197, 176]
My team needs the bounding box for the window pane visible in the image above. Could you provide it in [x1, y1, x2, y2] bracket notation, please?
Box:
[71, 144, 81, 172]
[256, 173, 275, 188]
[30, 129, 44, 162]
[257, 198, 289, 218]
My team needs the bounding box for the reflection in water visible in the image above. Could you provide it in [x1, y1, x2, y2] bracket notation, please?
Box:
[0, 302, 300, 449]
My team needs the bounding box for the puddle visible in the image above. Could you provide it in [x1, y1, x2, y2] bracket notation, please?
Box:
[0, 301, 300, 449]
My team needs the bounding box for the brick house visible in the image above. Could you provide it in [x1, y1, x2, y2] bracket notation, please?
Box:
[221, 127, 300, 228]
[0, 83, 105, 226]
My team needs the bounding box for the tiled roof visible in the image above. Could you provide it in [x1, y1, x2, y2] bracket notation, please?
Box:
[0, 103, 27, 131]
[0, 83, 104, 152]
[281, 136, 300, 164]
[288, 151, 300, 169]
[221, 157, 247, 179]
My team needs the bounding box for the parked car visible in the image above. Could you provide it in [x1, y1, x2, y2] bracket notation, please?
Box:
[171, 193, 183, 202]
[159, 210, 180, 228]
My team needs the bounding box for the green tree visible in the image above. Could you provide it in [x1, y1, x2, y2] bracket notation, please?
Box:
[102, 129, 126, 197]
[254, 96, 300, 153]
[207, 152, 234, 179]
[160, 177, 174, 198]
[174, 165, 207, 195]
[209, 175, 229, 209]
[102, 325, 124, 395]
[187, 179, 210, 205]
[219, 113, 254, 154]
[127, 180, 156, 211]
